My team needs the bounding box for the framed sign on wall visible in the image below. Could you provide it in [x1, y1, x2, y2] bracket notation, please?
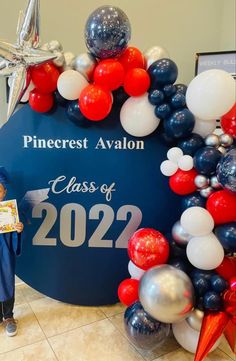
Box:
[195, 51, 236, 132]
[195, 50, 236, 78]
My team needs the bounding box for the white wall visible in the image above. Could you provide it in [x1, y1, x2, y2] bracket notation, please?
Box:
[0, 0, 235, 124]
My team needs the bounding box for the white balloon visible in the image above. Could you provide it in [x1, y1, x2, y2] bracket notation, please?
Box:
[144, 45, 170, 69]
[120, 94, 160, 137]
[180, 206, 214, 236]
[167, 147, 183, 162]
[160, 160, 178, 176]
[187, 233, 224, 270]
[128, 261, 145, 280]
[193, 118, 217, 137]
[178, 155, 193, 171]
[186, 69, 235, 120]
[173, 319, 221, 354]
[57, 70, 88, 100]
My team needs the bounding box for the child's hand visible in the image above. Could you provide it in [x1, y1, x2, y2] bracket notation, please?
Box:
[15, 222, 24, 233]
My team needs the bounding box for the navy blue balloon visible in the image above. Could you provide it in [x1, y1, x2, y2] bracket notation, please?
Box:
[192, 276, 210, 296]
[215, 222, 236, 252]
[169, 257, 192, 274]
[170, 93, 186, 109]
[66, 101, 91, 127]
[166, 234, 187, 258]
[164, 108, 195, 139]
[148, 89, 165, 106]
[191, 269, 215, 281]
[148, 58, 178, 88]
[178, 133, 205, 156]
[181, 193, 206, 211]
[217, 148, 236, 193]
[175, 83, 187, 95]
[124, 301, 170, 350]
[194, 146, 222, 176]
[113, 87, 129, 106]
[163, 84, 177, 98]
[54, 90, 68, 108]
[85, 6, 131, 59]
[203, 291, 222, 311]
[155, 103, 172, 120]
[210, 275, 228, 293]
[197, 296, 204, 311]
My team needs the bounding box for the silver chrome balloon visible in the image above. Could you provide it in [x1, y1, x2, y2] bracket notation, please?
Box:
[205, 134, 220, 147]
[144, 46, 170, 69]
[0, 0, 56, 119]
[139, 265, 194, 324]
[53, 51, 65, 67]
[210, 175, 222, 189]
[218, 146, 227, 155]
[199, 186, 214, 198]
[172, 221, 191, 246]
[186, 309, 204, 331]
[73, 53, 97, 81]
[194, 175, 210, 189]
[219, 133, 234, 147]
[63, 51, 76, 70]
[48, 40, 63, 52]
[17, 0, 40, 48]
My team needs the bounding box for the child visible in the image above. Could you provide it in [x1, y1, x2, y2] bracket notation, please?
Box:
[0, 168, 24, 336]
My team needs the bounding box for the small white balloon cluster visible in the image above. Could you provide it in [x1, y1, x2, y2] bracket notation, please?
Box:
[160, 146, 194, 176]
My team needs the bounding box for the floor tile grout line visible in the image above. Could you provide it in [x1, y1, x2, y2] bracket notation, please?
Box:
[106, 318, 147, 361]
[218, 347, 235, 361]
[37, 315, 108, 340]
[98, 308, 109, 319]
[27, 301, 60, 361]
[0, 337, 47, 356]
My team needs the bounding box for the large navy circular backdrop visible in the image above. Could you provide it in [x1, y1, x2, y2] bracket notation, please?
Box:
[0, 104, 182, 305]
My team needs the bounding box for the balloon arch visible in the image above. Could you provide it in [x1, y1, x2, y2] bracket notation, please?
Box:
[0, 2, 235, 360]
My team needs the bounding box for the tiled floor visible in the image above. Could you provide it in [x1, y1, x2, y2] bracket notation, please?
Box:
[0, 283, 234, 361]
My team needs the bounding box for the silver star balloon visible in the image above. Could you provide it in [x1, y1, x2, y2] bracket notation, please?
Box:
[0, 0, 56, 119]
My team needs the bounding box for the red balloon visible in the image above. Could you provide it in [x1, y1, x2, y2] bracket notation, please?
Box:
[29, 89, 54, 113]
[194, 312, 229, 361]
[30, 62, 60, 94]
[224, 319, 236, 353]
[216, 257, 236, 280]
[118, 47, 145, 72]
[206, 190, 236, 225]
[229, 276, 236, 291]
[128, 228, 169, 271]
[123, 68, 150, 96]
[93, 59, 125, 91]
[169, 168, 198, 195]
[79, 84, 112, 121]
[223, 289, 236, 317]
[118, 279, 139, 306]
[221, 103, 236, 138]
